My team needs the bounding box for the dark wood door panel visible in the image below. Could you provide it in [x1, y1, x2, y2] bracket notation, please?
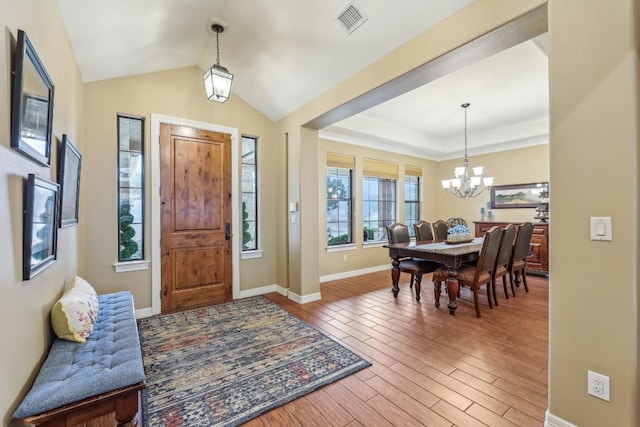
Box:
[160, 123, 232, 312]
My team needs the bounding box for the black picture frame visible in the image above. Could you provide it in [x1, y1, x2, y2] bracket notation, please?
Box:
[24, 174, 59, 280]
[57, 135, 82, 227]
[490, 182, 548, 209]
[11, 29, 55, 167]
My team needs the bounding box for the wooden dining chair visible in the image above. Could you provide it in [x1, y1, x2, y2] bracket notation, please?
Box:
[432, 226, 503, 317]
[508, 222, 534, 296]
[413, 220, 434, 242]
[491, 224, 516, 305]
[386, 223, 441, 301]
[432, 220, 450, 242]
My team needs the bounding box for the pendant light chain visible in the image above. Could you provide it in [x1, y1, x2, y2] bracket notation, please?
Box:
[216, 29, 221, 66]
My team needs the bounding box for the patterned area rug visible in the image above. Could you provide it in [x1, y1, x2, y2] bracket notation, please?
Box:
[138, 296, 371, 426]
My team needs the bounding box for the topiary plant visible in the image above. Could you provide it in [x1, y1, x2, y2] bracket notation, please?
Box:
[242, 201, 252, 250]
[119, 201, 138, 259]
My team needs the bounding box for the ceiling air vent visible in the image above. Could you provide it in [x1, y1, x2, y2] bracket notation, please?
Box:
[335, 3, 368, 34]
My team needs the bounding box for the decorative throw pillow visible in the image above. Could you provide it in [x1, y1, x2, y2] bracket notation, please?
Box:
[51, 276, 99, 342]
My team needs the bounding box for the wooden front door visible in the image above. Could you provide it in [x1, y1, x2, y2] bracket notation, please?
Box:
[160, 123, 232, 312]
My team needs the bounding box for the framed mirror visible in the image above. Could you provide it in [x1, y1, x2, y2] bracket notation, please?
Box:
[24, 174, 59, 280]
[57, 135, 82, 227]
[11, 30, 55, 167]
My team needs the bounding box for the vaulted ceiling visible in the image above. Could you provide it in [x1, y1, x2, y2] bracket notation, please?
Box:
[56, 0, 548, 160]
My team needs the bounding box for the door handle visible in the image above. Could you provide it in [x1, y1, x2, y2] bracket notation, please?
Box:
[225, 223, 231, 240]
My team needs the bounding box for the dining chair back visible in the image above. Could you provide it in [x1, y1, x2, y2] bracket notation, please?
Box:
[386, 223, 441, 301]
[491, 224, 516, 305]
[413, 220, 434, 242]
[432, 226, 503, 317]
[508, 222, 534, 294]
[432, 220, 450, 242]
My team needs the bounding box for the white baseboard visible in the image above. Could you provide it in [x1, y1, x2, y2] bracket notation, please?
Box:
[320, 264, 390, 283]
[135, 307, 154, 319]
[237, 284, 288, 299]
[545, 410, 578, 427]
[288, 291, 322, 304]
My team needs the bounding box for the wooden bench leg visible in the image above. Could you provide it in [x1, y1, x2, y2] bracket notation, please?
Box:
[115, 390, 140, 427]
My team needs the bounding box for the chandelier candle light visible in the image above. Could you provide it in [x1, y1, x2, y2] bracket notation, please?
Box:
[203, 18, 233, 103]
[442, 103, 493, 198]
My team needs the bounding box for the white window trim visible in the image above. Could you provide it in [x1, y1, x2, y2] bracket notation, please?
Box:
[241, 249, 264, 259]
[114, 260, 150, 273]
[363, 241, 386, 248]
[326, 243, 357, 253]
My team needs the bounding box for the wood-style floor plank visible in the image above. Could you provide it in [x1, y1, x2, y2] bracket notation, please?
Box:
[253, 270, 548, 426]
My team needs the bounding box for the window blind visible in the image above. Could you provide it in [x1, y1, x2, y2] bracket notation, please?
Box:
[363, 158, 398, 179]
[404, 164, 422, 177]
[327, 152, 355, 169]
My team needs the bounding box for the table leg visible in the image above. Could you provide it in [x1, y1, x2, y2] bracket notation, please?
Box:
[391, 257, 400, 297]
[434, 281, 441, 307]
[446, 269, 460, 315]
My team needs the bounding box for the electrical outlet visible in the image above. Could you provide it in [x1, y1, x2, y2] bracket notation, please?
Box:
[342, 255, 347, 262]
[588, 370, 610, 401]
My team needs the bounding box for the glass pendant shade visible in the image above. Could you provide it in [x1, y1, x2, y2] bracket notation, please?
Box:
[203, 20, 233, 103]
[204, 64, 233, 103]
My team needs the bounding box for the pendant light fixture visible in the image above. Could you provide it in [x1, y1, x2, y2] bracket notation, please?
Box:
[441, 103, 494, 198]
[203, 18, 233, 103]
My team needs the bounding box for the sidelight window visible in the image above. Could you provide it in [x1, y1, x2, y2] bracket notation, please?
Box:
[117, 114, 144, 261]
[241, 136, 258, 251]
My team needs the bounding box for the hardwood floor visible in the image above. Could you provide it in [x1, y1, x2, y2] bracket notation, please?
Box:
[248, 270, 548, 427]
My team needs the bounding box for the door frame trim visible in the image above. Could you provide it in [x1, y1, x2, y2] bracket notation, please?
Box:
[150, 114, 239, 315]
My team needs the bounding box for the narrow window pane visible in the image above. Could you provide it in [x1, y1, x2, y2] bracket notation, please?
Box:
[404, 176, 420, 238]
[242, 136, 258, 251]
[117, 115, 144, 261]
[327, 167, 352, 246]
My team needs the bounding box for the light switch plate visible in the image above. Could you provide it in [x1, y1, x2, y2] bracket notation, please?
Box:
[590, 217, 612, 241]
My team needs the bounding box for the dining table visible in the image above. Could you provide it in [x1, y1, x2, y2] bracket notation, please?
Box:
[383, 237, 483, 315]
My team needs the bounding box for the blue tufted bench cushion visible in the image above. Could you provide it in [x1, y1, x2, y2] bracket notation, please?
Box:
[13, 291, 146, 419]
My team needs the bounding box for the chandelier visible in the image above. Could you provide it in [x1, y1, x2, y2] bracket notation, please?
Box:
[441, 103, 493, 198]
[203, 18, 233, 103]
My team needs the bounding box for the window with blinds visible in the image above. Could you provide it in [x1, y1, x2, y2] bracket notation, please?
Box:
[362, 159, 398, 242]
[326, 153, 354, 246]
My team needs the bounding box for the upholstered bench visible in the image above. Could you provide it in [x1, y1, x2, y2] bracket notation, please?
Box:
[13, 290, 146, 426]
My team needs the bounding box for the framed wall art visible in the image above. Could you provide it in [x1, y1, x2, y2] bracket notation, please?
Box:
[490, 182, 548, 209]
[57, 135, 82, 227]
[24, 174, 59, 280]
[11, 29, 55, 167]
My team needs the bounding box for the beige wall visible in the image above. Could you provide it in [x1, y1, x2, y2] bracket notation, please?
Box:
[282, 0, 638, 425]
[0, 2, 85, 425]
[548, 1, 638, 425]
[318, 141, 549, 278]
[83, 67, 280, 307]
[318, 139, 440, 277]
[437, 144, 550, 225]
[3, 1, 639, 426]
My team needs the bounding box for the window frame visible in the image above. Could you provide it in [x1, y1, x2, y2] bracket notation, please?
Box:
[362, 175, 397, 243]
[116, 114, 145, 262]
[241, 135, 258, 252]
[404, 175, 420, 238]
[326, 166, 353, 247]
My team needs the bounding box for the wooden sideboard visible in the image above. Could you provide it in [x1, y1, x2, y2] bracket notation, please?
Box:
[473, 221, 549, 276]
